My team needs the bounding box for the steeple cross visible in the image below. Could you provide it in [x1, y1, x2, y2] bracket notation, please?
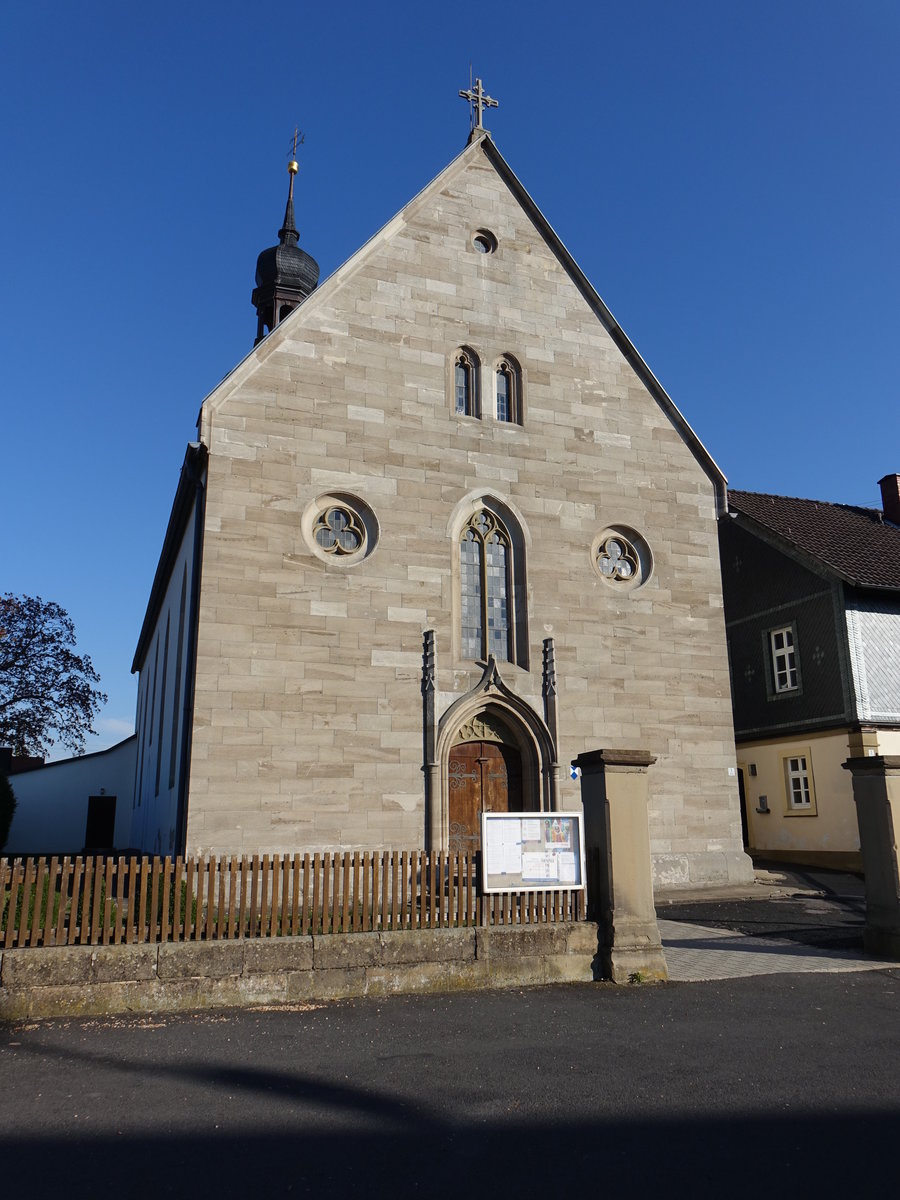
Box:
[287, 127, 305, 172]
[459, 76, 498, 132]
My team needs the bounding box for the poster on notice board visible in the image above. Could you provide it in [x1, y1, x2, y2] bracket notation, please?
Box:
[481, 811, 585, 893]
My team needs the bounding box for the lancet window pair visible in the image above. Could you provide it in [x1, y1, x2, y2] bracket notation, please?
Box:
[454, 349, 521, 424]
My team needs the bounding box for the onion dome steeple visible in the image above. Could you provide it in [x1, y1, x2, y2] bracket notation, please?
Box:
[252, 137, 320, 346]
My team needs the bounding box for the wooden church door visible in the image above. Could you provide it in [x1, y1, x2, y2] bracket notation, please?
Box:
[448, 741, 523, 854]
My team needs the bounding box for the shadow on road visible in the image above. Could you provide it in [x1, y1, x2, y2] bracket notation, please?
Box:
[3, 1109, 899, 1196]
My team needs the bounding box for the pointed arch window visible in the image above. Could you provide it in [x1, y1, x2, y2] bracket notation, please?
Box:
[454, 348, 480, 418]
[495, 356, 521, 424]
[459, 506, 527, 665]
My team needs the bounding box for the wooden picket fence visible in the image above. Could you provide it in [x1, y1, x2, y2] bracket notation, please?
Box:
[0, 850, 585, 950]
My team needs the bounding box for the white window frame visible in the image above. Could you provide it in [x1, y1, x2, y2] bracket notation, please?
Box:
[783, 752, 816, 814]
[769, 625, 799, 693]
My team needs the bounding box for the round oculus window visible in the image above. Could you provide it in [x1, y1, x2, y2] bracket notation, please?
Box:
[472, 228, 498, 254]
[302, 493, 378, 566]
[591, 526, 652, 590]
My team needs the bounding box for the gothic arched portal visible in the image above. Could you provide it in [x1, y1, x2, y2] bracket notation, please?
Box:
[447, 709, 532, 854]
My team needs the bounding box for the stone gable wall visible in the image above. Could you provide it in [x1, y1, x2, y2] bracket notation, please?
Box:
[187, 145, 750, 888]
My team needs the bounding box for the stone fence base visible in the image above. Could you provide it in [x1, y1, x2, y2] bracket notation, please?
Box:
[0, 922, 599, 1020]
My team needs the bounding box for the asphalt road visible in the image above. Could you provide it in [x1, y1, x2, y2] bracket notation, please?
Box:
[3, 971, 900, 1198]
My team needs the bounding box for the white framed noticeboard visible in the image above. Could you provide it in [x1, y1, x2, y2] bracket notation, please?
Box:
[481, 811, 586, 894]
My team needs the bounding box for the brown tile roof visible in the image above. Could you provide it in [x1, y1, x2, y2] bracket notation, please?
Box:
[727, 489, 900, 590]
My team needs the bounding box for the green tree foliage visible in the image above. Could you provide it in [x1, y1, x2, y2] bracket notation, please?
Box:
[0, 593, 108, 757]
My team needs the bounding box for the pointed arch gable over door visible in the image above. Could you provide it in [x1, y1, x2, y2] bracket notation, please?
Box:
[433, 658, 558, 852]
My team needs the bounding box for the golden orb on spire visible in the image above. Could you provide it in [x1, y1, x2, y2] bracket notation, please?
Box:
[288, 159, 299, 175]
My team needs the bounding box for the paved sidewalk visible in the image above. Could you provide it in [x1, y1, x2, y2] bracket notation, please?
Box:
[659, 918, 897, 982]
[656, 860, 900, 981]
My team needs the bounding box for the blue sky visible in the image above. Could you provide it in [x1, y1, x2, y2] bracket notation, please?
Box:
[2, 1, 898, 758]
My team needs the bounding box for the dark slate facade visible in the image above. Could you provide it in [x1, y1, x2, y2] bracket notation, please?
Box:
[719, 518, 853, 740]
[720, 482, 900, 744]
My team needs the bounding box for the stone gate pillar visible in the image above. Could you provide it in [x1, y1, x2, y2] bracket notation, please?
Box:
[843, 755, 900, 959]
[574, 749, 668, 983]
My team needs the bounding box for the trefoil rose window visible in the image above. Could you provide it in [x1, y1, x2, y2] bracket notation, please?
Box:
[592, 526, 652, 591]
[302, 492, 378, 566]
[314, 506, 364, 555]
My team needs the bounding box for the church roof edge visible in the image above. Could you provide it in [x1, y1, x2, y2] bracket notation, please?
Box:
[477, 137, 727, 509]
[132, 442, 208, 673]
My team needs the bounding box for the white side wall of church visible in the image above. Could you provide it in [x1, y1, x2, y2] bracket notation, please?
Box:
[130, 503, 198, 855]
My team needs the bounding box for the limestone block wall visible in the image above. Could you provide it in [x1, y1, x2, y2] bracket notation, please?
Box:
[0, 923, 598, 1020]
[184, 138, 749, 887]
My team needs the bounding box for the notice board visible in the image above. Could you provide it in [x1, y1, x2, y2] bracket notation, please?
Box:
[481, 811, 585, 894]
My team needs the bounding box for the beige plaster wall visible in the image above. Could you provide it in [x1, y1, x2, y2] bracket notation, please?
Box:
[185, 139, 749, 887]
[739, 730, 860, 857]
[876, 730, 900, 754]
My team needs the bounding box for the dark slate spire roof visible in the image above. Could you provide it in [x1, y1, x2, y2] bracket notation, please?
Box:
[252, 154, 319, 341]
[254, 175, 320, 298]
[728, 489, 900, 590]
[279, 184, 299, 245]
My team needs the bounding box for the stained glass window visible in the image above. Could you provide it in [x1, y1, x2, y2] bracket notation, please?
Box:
[495, 359, 518, 423]
[486, 534, 509, 659]
[455, 351, 477, 417]
[460, 511, 511, 661]
[460, 529, 483, 659]
[597, 535, 639, 582]
[314, 506, 363, 555]
[496, 369, 509, 421]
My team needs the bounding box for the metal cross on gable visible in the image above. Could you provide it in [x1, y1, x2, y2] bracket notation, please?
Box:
[459, 76, 499, 132]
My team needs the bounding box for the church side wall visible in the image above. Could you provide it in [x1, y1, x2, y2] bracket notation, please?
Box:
[187, 149, 750, 888]
[131, 504, 198, 856]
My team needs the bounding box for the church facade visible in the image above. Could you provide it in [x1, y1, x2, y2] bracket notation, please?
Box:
[130, 118, 752, 890]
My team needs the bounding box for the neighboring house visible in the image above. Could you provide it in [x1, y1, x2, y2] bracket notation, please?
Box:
[5, 736, 137, 855]
[128, 103, 752, 890]
[0, 749, 44, 776]
[720, 475, 900, 869]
